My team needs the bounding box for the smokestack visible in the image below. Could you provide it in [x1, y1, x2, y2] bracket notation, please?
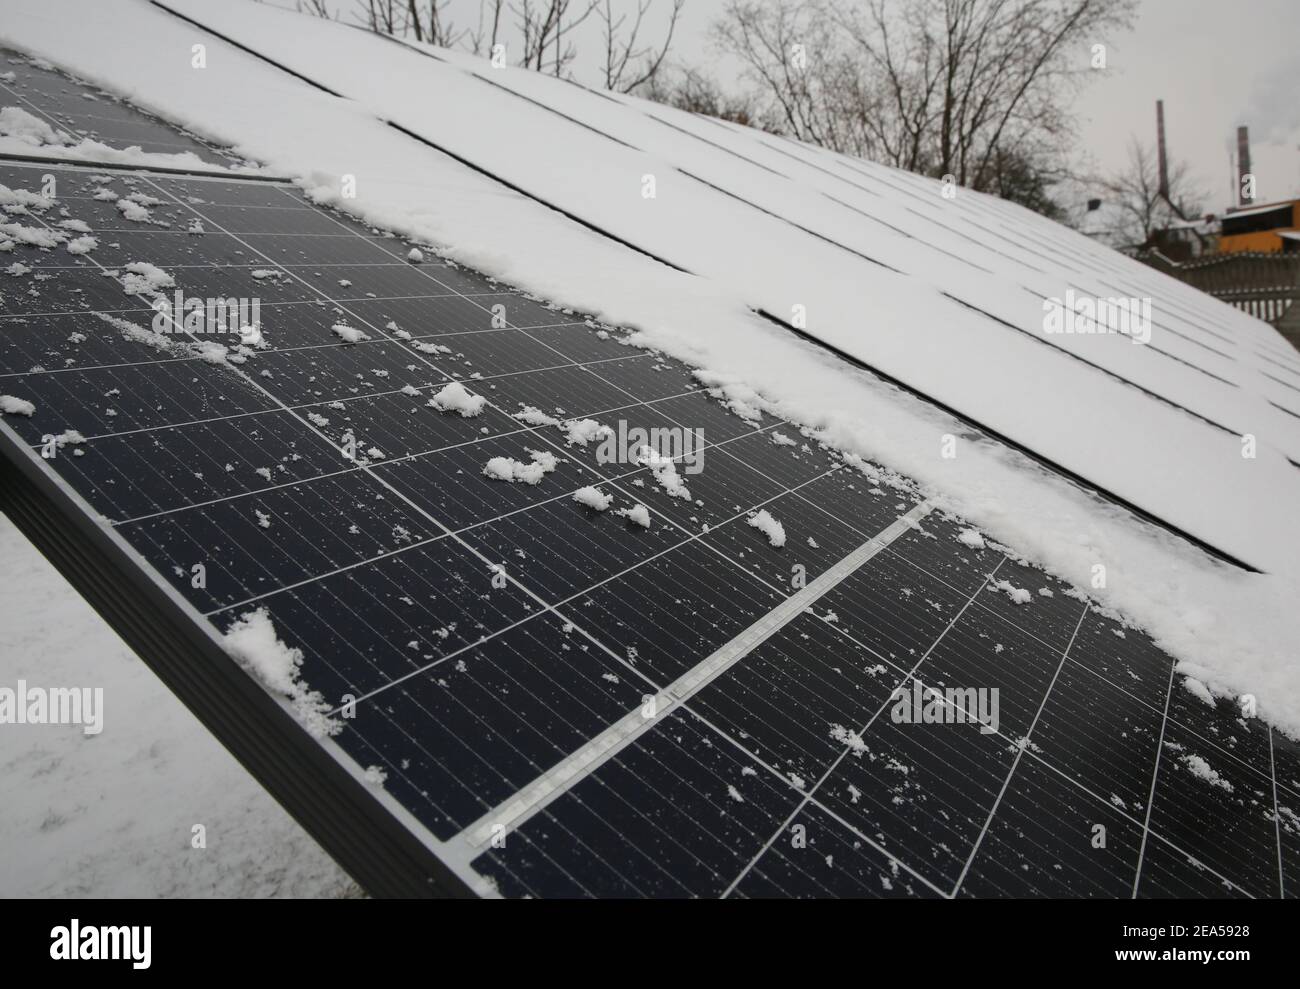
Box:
[1237, 125, 1252, 205]
[1156, 100, 1170, 199]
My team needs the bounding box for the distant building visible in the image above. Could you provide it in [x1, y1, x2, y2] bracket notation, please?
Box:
[1146, 215, 1219, 262]
[1218, 199, 1300, 254]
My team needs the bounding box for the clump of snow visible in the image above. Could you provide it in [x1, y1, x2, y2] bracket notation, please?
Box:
[331, 323, 369, 344]
[573, 486, 613, 511]
[0, 105, 70, 146]
[0, 395, 36, 416]
[989, 578, 1032, 605]
[770, 432, 796, 447]
[406, 247, 423, 263]
[957, 528, 986, 549]
[0, 219, 61, 248]
[747, 509, 786, 548]
[65, 234, 97, 255]
[222, 608, 338, 738]
[637, 445, 690, 500]
[562, 418, 612, 447]
[0, 183, 54, 213]
[1180, 753, 1233, 792]
[617, 503, 651, 528]
[697, 374, 766, 423]
[238, 324, 265, 348]
[483, 450, 558, 485]
[93, 312, 179, 355]
[829, 723, 867, 756]
[513, 406, 561, 428]
[119, 261, 173, 296]
[1181, 675, 1217, 708]
[428, 381, 485, 417]
[190, 341, 228, 365]
[115, 198, 152, 223]
[411, 340, 451, 354]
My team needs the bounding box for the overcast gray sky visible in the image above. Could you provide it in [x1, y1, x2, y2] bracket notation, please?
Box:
[1071, 0, 1300, 207]
[663, 0, 1300, 209]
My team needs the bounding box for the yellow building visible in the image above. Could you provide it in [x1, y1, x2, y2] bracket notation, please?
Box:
[1218, 199, 1300, 253]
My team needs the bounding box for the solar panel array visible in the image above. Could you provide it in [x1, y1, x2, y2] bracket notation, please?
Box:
[104, 0, 1300, 582]
[1, 52, 1297, 899]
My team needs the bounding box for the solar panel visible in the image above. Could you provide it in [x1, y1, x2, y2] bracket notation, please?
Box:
[1, 55, 1297, 901]
[0, 50, 237, 168]
[132, 0, 1300, 582]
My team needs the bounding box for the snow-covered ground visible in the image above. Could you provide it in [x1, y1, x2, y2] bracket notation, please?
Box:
[0, 515, 356, 897]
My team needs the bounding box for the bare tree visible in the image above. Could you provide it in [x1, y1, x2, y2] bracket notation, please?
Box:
[356, 0, 403, 35]
[710, 0, 1136, 213]
[291, 0, 335, 17]
[1093, 139, 1206, 248]
[711, 1, 873, 155]
[598, 0, 685, 93]
[405, 0, 467, 46]
[321, 0, 688, 83]
[466, 0, 508, 56]
[350, 0, 467, 44]
[638, 65, 777, 129]
[510, 0, 600, 75]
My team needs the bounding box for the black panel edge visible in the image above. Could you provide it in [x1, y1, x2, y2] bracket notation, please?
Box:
[0, 437, 476, 900]
[0, 151, 291, 184]
[940, 292, 1241, 438]
[149, 0, 344, 98]
[754, 307, 1264, 575]
[149, 0, 689, 276]
[383, 118, 692, 274]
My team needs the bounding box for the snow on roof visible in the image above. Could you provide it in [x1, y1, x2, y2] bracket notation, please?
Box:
[1223, 199, 1299, 221]
[5, 0, 1300, 733]
[87, 0, 1300, 567]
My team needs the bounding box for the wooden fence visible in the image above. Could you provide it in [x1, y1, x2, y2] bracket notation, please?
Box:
[1140, 251, 1300, 345]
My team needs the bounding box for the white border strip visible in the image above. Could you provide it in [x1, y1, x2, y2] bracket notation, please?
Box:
[448, 499, 933, 858]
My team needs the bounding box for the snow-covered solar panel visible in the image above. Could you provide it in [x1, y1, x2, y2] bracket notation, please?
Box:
[1, 3, 1299, 900]
[111, 0, 1300, 579]
[0, 52, 234, 169]
[0, 61, 1294, 894]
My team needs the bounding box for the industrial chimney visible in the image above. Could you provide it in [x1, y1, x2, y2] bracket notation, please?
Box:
[1237, 125, 1253, 205]
[1156, 101, 1170, 199]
